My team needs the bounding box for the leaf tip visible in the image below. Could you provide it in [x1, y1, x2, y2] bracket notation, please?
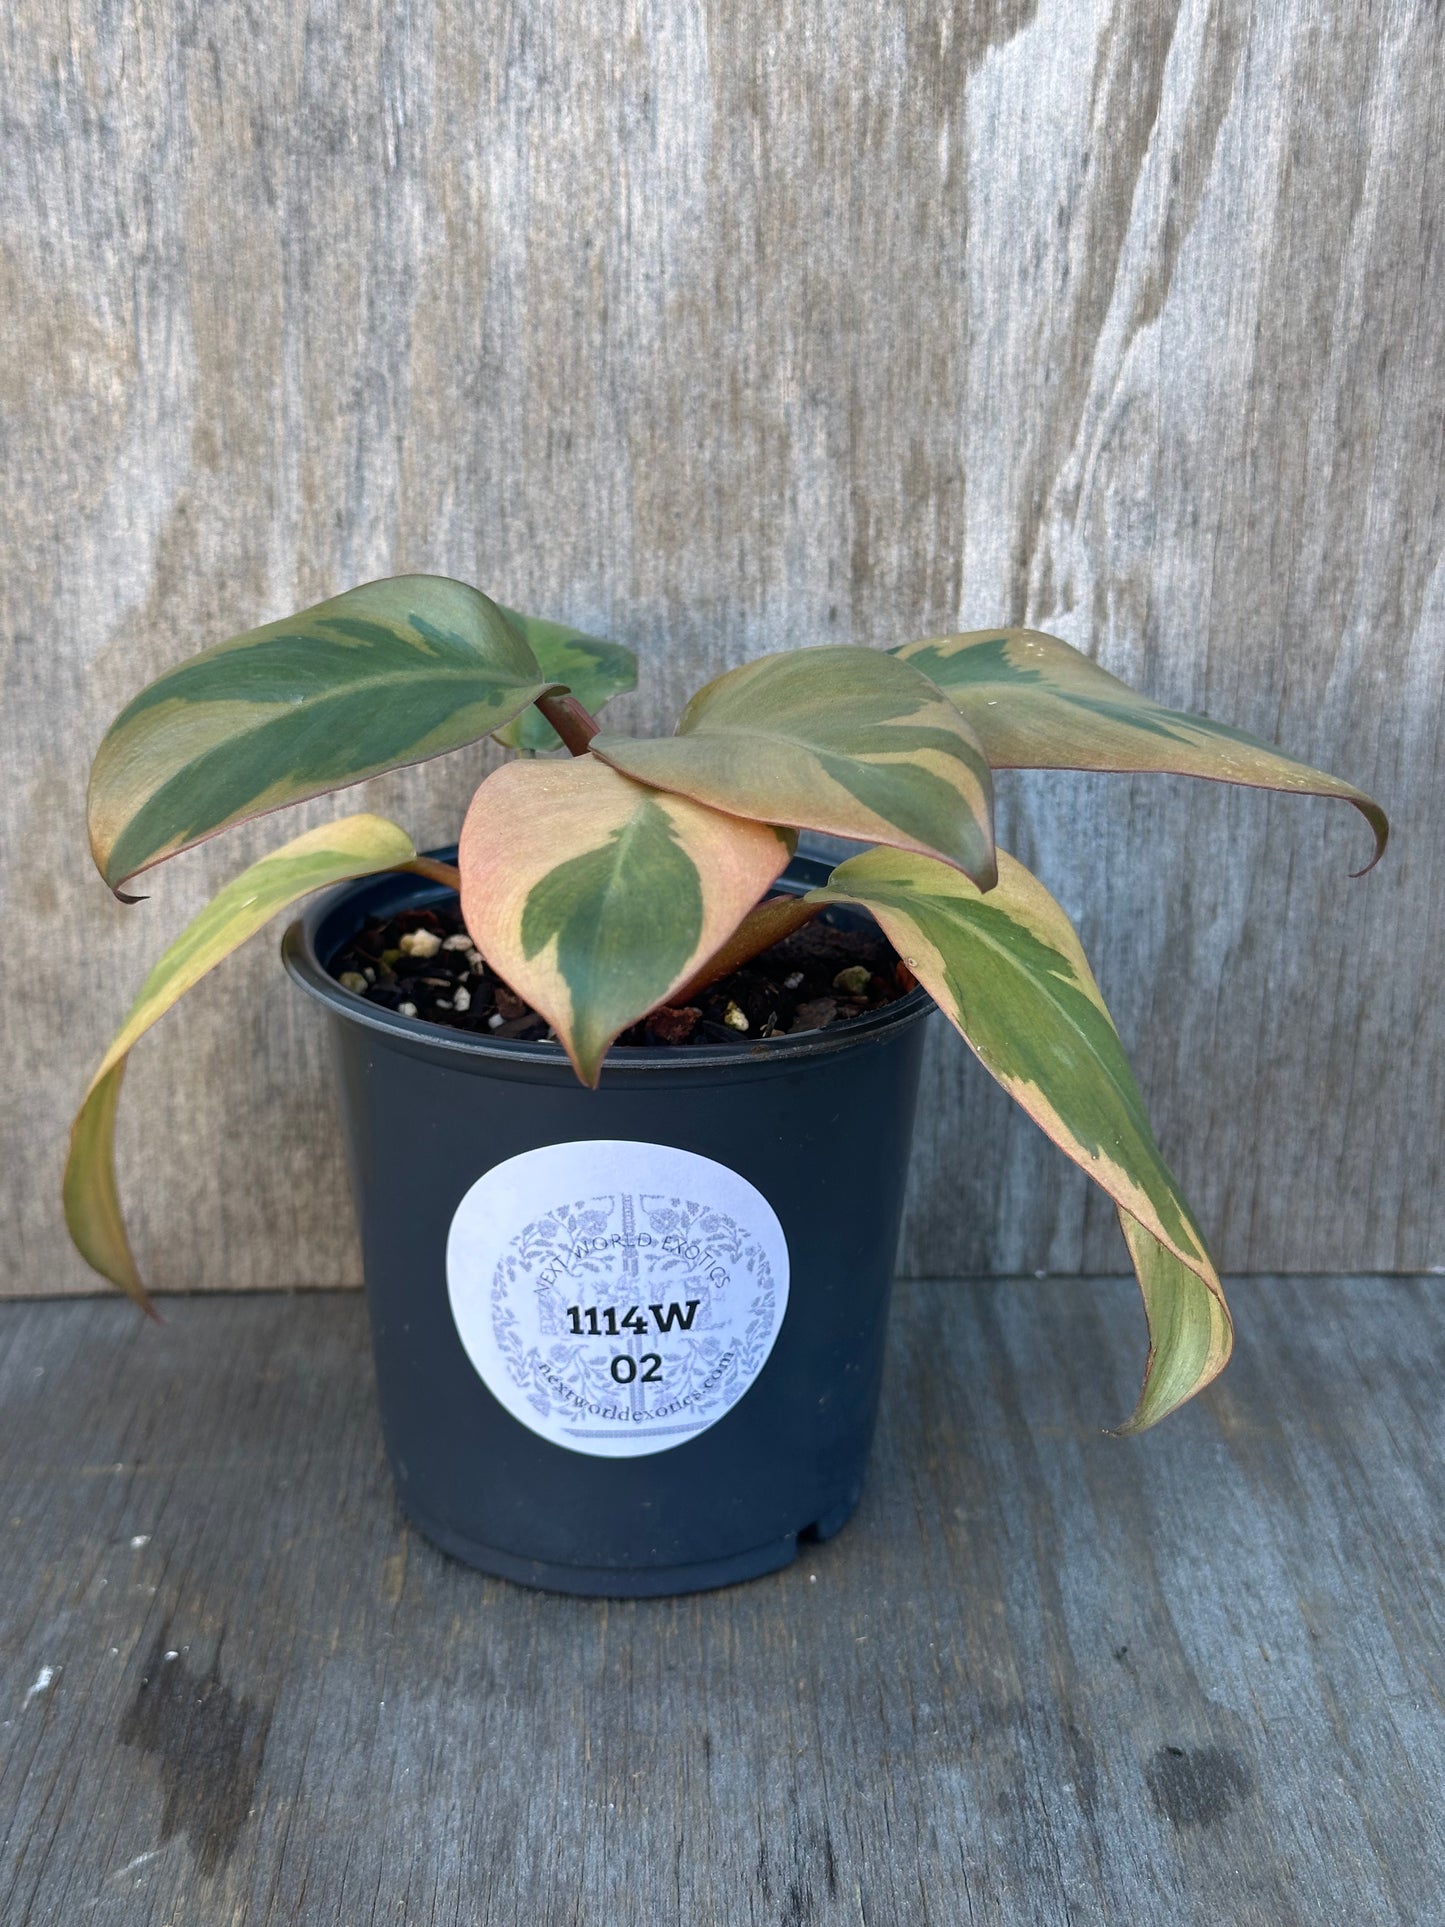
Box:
[569, 1043, 607, 1090]
[90, 822, 148, 901]
[1348, 798, 1389, 876]
[1104, 1409, 1150, 1440]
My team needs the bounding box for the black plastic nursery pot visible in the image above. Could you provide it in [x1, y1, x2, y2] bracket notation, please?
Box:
[282, 852, 932, 1598]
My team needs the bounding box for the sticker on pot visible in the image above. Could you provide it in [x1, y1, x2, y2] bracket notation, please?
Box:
[446, 1139, 789, 1458]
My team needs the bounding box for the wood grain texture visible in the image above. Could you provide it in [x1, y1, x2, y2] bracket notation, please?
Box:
[3, 1278, 1444, 1923]
[1, 0, 1439, 1294]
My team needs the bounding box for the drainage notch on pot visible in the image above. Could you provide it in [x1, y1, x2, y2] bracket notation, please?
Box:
[283, 852, 932, 1599]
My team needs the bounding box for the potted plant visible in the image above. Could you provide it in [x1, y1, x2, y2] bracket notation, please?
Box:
[65, 576, 1387, 1595]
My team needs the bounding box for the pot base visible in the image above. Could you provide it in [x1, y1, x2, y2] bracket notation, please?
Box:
[398, 1491, 861, 1598]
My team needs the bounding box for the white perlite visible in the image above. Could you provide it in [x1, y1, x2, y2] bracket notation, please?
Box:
[399, 930, 442, 960]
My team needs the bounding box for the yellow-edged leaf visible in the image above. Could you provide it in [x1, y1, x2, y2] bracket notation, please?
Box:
[895, 629, 1387, 871]
[458, 757, 790, 1084]
[809, 845, 1232, 1429]
[1116, 1214, 1234, 1434]
[89, 576, 561, 896]
[592, 645, 996, 887]
[64, 813, 417, 1308]
[492, 609, 637, 752]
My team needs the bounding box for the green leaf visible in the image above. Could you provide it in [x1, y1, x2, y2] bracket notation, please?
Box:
[64, 814, 417, 1308]
[809, 845, 1232, 1430]
[492, 609, 637, 751]
[88, 575, 561, 896]
[894, 629, 1387, 871]
[591, 645, 997, 887]
[458, 756, 790, 1084]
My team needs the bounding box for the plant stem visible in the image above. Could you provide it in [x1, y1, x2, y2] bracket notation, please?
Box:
[403, 856, 462, 892]
[400, 689, 602, 899]
[665, 895, 823, 1008]
[536, 689, 601, 756]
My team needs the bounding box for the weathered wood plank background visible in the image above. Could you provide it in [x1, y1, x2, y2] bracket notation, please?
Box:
[2, 0, 1440, 1295]
[4, 1278, 1444, 1923]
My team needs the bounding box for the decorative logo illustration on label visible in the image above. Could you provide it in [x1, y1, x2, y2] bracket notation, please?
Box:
[446, 1140, 790, 1458]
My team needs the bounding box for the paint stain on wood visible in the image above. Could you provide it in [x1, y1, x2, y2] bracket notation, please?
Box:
[1145, 1743, 1253, 1827]
[120, 1629, 273, 1875]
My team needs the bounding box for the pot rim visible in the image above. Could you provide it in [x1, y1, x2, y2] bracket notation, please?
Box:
[281, 849, 935, 1080]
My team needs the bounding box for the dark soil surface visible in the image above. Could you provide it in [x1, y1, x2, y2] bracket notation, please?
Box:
[327, 898, 913, 1047]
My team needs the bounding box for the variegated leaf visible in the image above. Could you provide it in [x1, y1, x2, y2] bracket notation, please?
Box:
[895, 629, 1387, 870]
[89, 575, 561, 896]
[809, 845, 1232, 1430]
[492, 608, 638, 752]
[591, 645, 997, 887]
[64, 814, 418, 1310]
[459, 756, 790, 1084]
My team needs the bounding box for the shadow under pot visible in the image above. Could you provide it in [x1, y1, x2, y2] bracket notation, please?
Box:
[281, 851, 932, 1598]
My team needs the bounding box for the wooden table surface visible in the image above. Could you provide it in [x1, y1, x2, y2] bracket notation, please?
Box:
[2, 1277, 1441, 1925]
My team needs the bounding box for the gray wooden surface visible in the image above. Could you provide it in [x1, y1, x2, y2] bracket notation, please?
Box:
[2, 1, 1441, 1296]
[2, 1276, 1443, 1925]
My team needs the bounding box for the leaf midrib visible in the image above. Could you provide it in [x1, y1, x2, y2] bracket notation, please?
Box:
[673, 718, 980, 775]
[592, 804, 697, 979]
[116, 666, 551, 807]
[951, 897, 1156, 1148]
[136, 659, 545, 726]
[911, 891, 1198, 1252]
[597, 807, 660, 936]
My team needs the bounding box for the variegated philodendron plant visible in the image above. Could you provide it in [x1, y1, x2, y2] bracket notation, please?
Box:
[67, 576, 1387, 1430]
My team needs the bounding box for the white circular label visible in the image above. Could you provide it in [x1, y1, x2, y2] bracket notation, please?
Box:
[446, 1139, 790, 1458]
